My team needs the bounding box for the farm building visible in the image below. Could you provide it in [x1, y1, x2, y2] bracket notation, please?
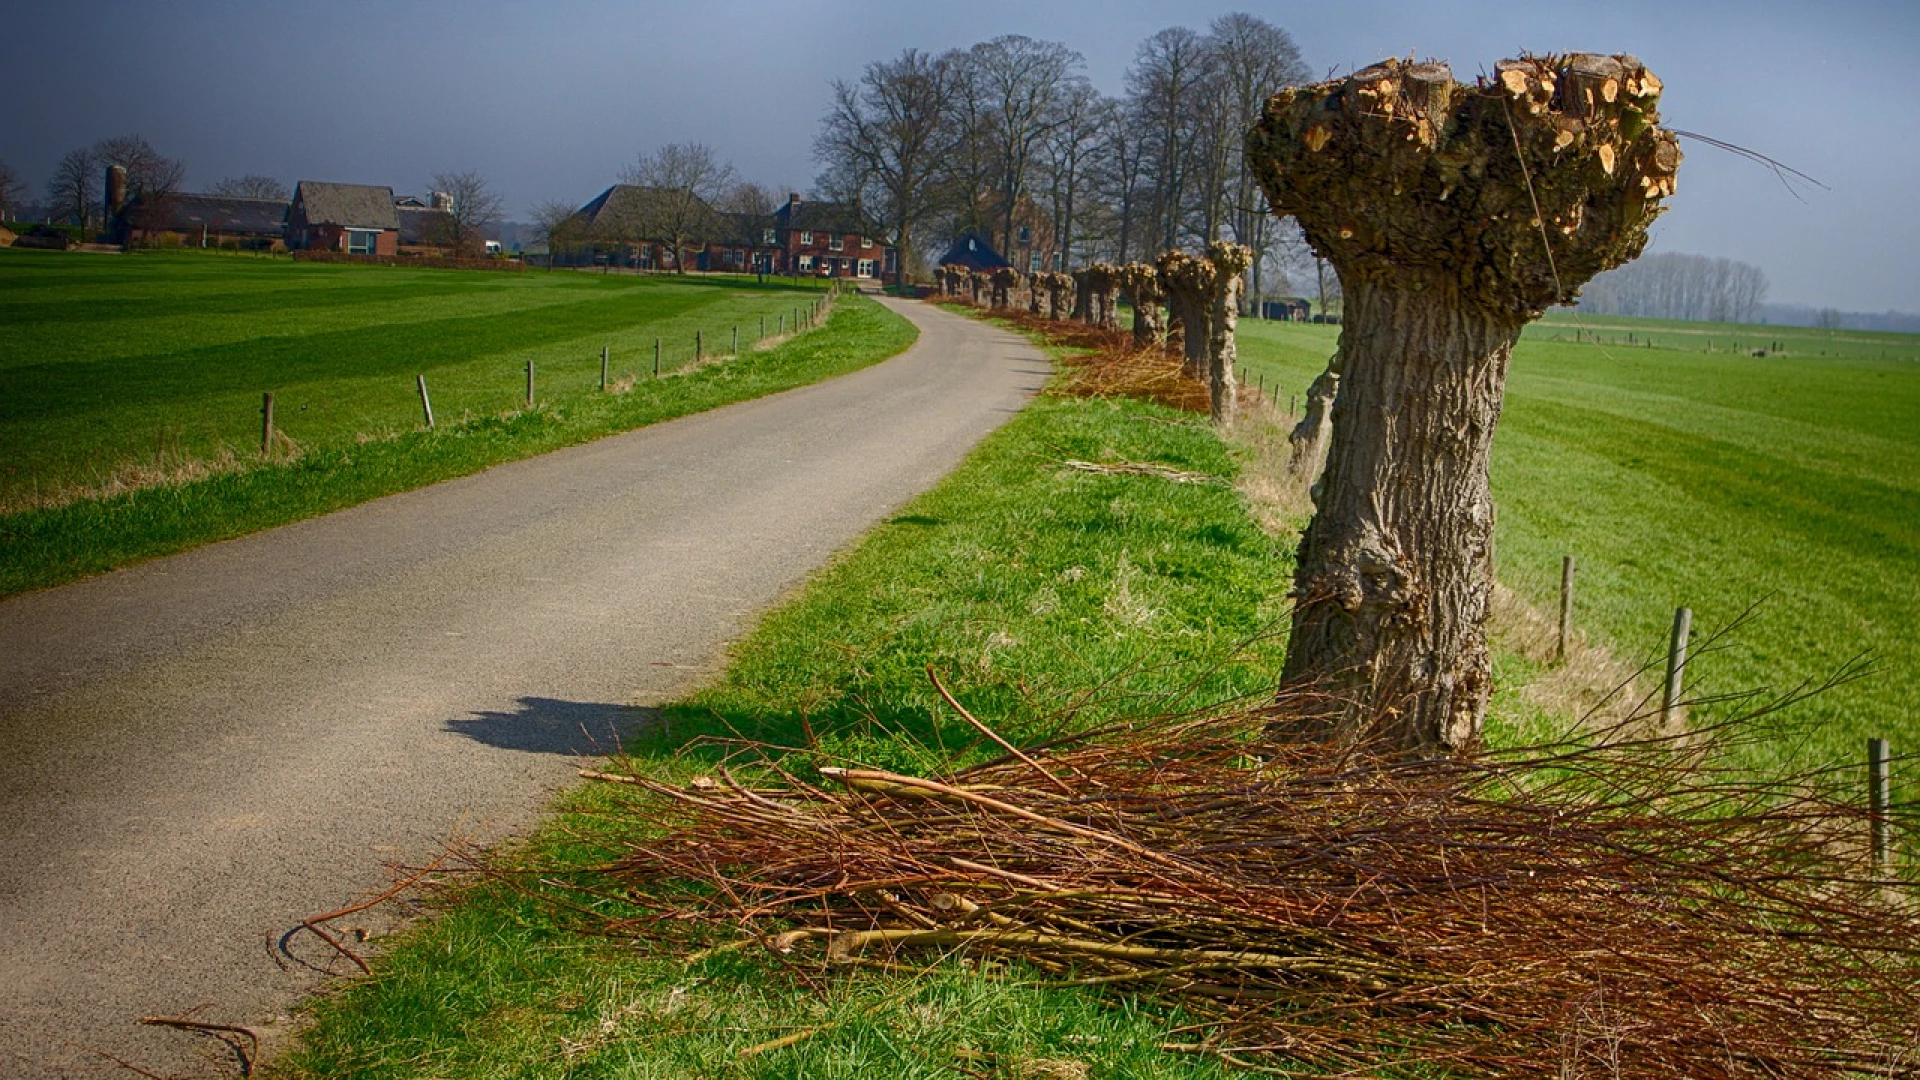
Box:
[937, 229, 1010, 272]
[287, 181, 399, 255]
[558, 184, 692, 270]
[114, 193, 289, 249]
[394, 192, 455, 255]
[705, 211, 783, 274]
[770, 194, 892, 281]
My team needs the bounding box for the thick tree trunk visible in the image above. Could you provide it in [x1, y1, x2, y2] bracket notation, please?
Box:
[1279, 278, 1520, 754]
[1287, 354, 1340, 483]
[1204, 245, 1251, 424]
[1207, 271, 1241, 423]
[1247, 53, 1680, 754]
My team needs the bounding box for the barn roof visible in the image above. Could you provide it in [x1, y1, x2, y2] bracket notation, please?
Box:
[937, 229, 1009, 271]
[773, 197, 878, 238]
[126, 193, 288, 235]
[396, 205, 451, 245]
[293, 181, 399, 229]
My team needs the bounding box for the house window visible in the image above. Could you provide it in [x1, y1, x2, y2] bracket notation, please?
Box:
[763, 228, 776, 245]
[347, 229, 379, 254]
[861, 236, 873, 249]
[1052, 252, 1063, 270]
[798, 254, 814, 272]
[857, 259, 875, 278]
[829, 235, 843, 251]
[1018, 225, 1031, 243]
[1029, 253, 1041, 272]
[800, 231, 813, 245]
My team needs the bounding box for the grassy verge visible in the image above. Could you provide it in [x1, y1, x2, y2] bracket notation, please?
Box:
[0, 292, 911, 596]
[1235, 315, 1920, 774]
[274, 365, 1294, 1077]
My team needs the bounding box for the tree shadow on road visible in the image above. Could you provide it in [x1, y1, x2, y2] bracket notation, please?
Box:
[444, 697, 659, 756]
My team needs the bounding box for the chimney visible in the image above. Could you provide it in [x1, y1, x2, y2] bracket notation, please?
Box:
[431, 191, 453, 212]
[788, 192, 801, 208]
[105, 164, 128, 216]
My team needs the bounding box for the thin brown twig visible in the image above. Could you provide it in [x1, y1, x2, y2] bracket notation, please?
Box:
[928, 665, 1074, 795]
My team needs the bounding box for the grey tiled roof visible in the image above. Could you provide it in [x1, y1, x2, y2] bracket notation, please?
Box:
[128, 193, 288, 235]
[294, 181, 399, 229]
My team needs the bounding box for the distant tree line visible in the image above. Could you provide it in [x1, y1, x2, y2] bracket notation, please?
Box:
[1574, 251, 1770, 324]
[812, 14, 1313, 297]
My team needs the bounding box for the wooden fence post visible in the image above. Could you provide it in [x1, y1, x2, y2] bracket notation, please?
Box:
[1870, 737, 1892, 871]
[654, 338, 661, 378]
[1557, 556, 1575, 661]
[526, 360, 534, 407]
[696, 330, 703, 363]
[1660, 606, 1691, 726]
[417, 375, 434, 430]
[601, 345, 609, 392]
[732, 326, 738, 355]
[261, 392, 274, 456]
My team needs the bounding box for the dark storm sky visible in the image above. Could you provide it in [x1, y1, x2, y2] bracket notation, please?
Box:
[4, 0, 1914, 311]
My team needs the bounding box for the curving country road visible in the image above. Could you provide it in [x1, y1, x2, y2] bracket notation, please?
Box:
[0, 296, 1045, 1078]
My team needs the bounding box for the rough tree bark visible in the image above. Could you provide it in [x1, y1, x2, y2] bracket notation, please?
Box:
[1042, 272, 1072, 319]
[990, 267, 1022, 309]
[1204, 243, 1252, 423]
[1117, 262, 1167, 348]
[1157, 250, 1213, 383]
[1287, 352, 1341, 482]
[1246, 53, 1679, 755]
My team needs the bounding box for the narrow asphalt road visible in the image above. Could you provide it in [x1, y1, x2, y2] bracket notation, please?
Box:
[0, 297, 1046, 1078]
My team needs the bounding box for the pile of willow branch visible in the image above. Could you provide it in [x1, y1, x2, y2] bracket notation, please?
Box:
[587, 691, 1918, 1077]
[933, 298, 1213, 414]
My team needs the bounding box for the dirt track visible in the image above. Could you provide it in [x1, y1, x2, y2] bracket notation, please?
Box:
[0, 297, 1045, 1077]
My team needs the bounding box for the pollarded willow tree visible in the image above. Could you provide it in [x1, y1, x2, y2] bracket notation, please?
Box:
[1158, 243, 1252, 424]
[1246, 54, 1680, 755]
[1115, 262, 1167, 348]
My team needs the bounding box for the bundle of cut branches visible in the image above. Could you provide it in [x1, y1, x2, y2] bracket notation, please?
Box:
[589, 693, 1919, 1077]
[1045, 341, 1211, 414]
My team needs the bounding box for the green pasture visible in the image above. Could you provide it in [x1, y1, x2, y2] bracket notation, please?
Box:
[0, 250, 912, 596]
[1236, 314, 1920, 773]
[0, 249, 834, 511]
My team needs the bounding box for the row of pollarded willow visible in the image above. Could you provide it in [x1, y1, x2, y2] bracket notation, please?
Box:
[1248, 52, 1681, 755]
[938, 249, 1254, 427]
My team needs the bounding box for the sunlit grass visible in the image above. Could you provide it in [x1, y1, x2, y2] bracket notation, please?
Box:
[1236, 313, 1920, 773]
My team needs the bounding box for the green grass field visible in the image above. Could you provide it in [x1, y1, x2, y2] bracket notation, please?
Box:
[0, 249, 835, 510]
[0, 250, 911, 596]
[1236, 314, 1920, 773]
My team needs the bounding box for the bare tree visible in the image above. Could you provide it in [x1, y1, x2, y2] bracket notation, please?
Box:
[94, 135, 184, 203]
[1126, 27, 1215, 253]
[0, 159, 23, 221]
[426, 170, 504, 256]
[46, 146, 101, 229]
[1038, 77, 1112, 272]
[1578, 251, 1769, 323]
[619, 143, 736, 273]
[966, 36, 1084, 258]
[210, 174, 289, 200]
[716, 181, 779, 217]
[1204, 13, 1309, 306]
[816, 48, 958, 284]
[1248, 55, 1681, 754]
[529, 198, 586, 268]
